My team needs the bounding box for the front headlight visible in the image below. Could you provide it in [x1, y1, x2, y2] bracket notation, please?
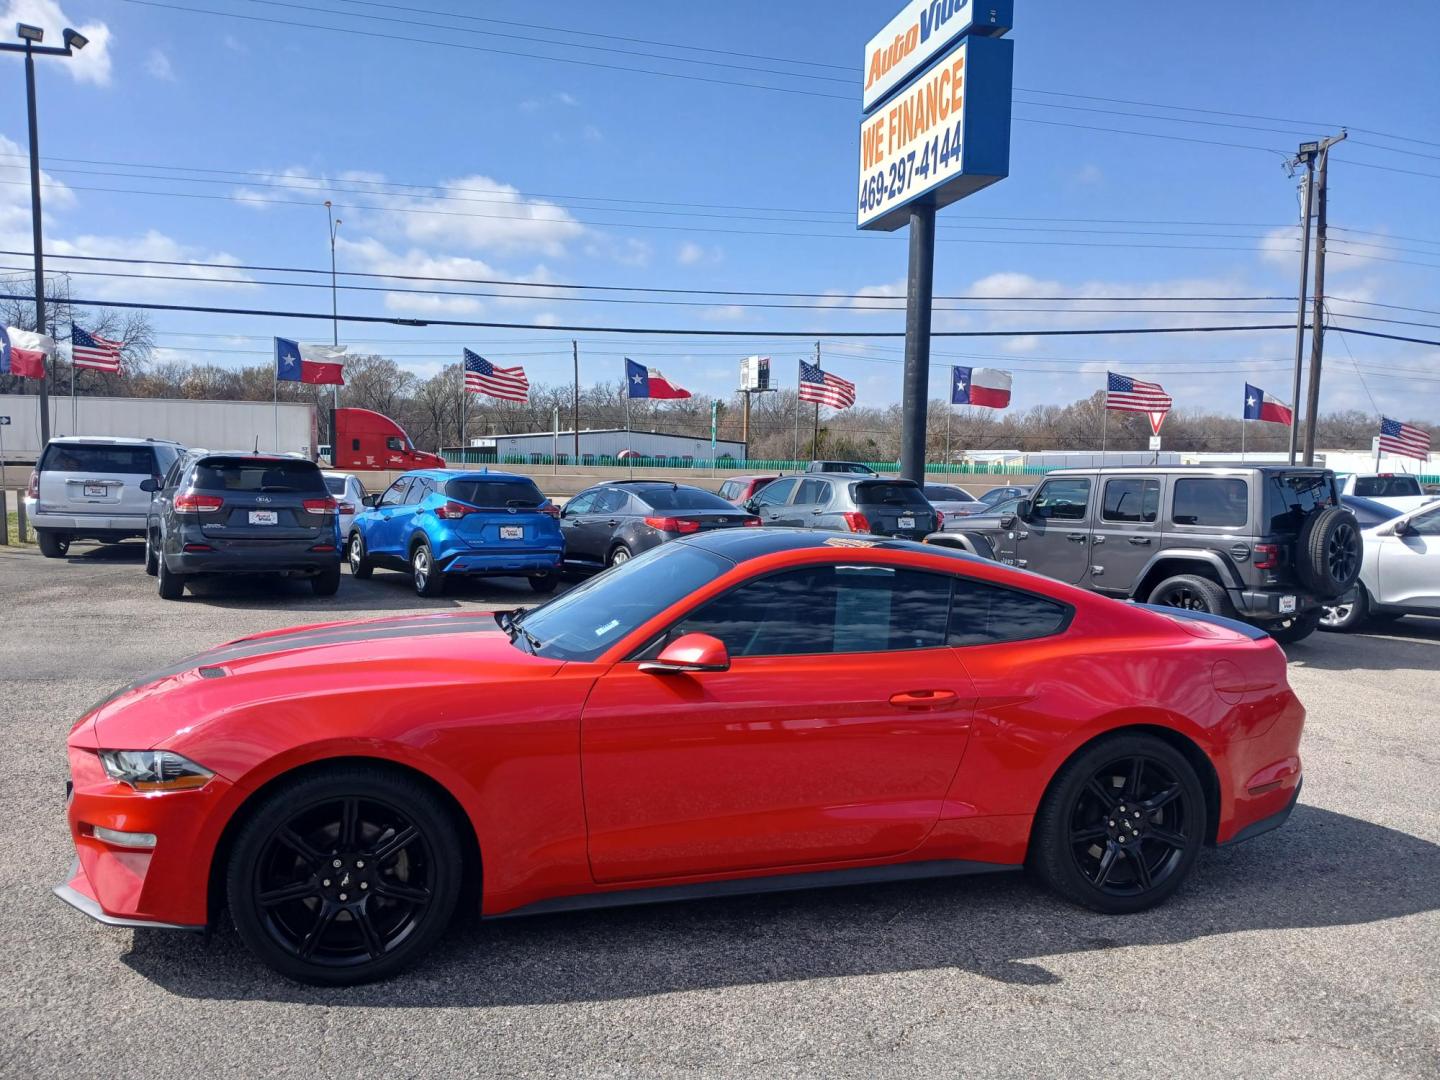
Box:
[98, 750, 214, 793]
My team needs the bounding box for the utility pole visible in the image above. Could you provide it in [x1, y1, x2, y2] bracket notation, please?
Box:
[2, 26, 89, 445]
[1285, 142, 1318, 465]
[571, 340, 580, 459]
[1302, 131, 1346, 466]
[324, 200, 342, 452]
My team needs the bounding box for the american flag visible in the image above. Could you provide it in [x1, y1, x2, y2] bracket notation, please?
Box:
[798, 359, 856, 410]
[71, 326, 124, 373]
[1106, 371, 1172, 413]
[1378, 416, 1431, 461]
[464, 348, 529, 402]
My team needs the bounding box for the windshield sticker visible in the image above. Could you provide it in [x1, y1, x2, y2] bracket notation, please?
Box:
[824, 536, 879, 548]
[595, 618, 621, 637]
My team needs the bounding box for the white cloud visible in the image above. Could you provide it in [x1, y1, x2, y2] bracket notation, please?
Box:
[702, 305, 747, 322]
[144, 48, 175, 82]
[1259, 226, 1303, 267]
[677, 241, 723, 267]
[1073, 163, 1103, 185]
[3, 1, 112, 85]
[554, 91, 579, 107]
[582, 124, 604, 143]
[48, 230, 255, 299]
[222, 33, 247, 54]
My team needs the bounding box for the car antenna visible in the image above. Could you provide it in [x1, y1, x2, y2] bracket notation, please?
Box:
[253, 435, 260, 453]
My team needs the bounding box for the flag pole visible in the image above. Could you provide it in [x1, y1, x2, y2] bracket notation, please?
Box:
[1241, 418, 1247, 463]
[459, 354, 466, 461]
[69, 324, 75, 435]
[625, 381, 633, 479]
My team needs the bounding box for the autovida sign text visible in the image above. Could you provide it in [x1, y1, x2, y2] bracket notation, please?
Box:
[862, 0, 1013, 114]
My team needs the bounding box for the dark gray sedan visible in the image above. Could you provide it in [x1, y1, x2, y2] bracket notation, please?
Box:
[558, 481, 760, 572]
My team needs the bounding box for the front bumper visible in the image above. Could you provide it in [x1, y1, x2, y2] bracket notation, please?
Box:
[53, 859, 203, 932]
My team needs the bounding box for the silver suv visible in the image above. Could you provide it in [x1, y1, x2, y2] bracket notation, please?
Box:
[26, 436, 184, 558]
[927, 465, 1361, 644]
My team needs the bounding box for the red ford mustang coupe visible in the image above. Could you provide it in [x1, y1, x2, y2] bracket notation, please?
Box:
[57, 529, 1304, 984]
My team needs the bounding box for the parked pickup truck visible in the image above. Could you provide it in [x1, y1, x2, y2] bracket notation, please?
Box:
[1334, 472, 1438, 513]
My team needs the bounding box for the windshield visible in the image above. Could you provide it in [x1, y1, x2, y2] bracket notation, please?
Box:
[925, 485, 974, 502]
[41, 443, 156, 474]
[853, 481, 929, 509]
[445, 478, 543, 507]
[515, 542, 730, 661]
[1354, 475, 1422, 498]
[324, 476, 347, 496]
[638, 486, 735, 511]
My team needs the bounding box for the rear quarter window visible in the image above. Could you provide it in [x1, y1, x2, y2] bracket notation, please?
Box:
[1262, 472, 1338, 533]
[948, 578, 1071, 646]
[41, 443, 157, 474]
[445, 478, 544, 507]
[191, 458, 326, 493]
[1172, 478, 1248, 528]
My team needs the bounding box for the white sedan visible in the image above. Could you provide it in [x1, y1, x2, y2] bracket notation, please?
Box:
[1320, 498, 1440, 631]
[322, 471, 368, 540]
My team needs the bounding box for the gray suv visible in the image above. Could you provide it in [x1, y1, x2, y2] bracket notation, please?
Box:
[747, 475, 940, 541]
[926, 465, 1361, 644]
[27, 436, 184, 557]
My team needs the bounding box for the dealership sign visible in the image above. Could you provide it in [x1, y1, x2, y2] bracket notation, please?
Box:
[862, 0, 1013, 113]
[857, 33, 1013, 231]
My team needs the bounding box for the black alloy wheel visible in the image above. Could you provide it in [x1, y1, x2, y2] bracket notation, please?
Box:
[1030, 734, 1205, 914]
[1147, 574, 1231, 616]
[227, 767, 461, 985]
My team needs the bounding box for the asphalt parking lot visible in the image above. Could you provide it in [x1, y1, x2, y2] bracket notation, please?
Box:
[0, 542, 1436, 1079]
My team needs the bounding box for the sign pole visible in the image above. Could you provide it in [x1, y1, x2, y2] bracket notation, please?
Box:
[900, 204, 936, 482]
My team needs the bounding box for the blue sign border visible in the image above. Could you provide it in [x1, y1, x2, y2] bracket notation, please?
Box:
[862, 0, 1014, 116]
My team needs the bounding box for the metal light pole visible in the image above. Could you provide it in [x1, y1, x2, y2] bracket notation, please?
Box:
[324, 200, 342, 450]
[1, 23, 88, 447]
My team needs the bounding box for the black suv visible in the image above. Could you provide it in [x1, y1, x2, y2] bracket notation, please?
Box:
[746, 474, 941, 541]
[143, 452, 343, 600]
[926, 465, 1360, 643]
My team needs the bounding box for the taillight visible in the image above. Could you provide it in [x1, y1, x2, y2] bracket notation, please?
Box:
[335, 502, 356, 516]
[309, 544, 337, 553]
[842, 511, 871, 533]
[302, 497, 337, 516]
[644, 516, 702, 534]
[174, 492, 224, 514]
[743, 516, 762, 527]
[539, 502, 560, 518]
[26, 469, 38, 498]
[1254, 542, 1279, 570]
[435, 500, 473, 520]
[935, 509, 945, 530]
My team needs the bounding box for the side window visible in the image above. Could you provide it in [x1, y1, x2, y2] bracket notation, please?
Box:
[754, 477, 798, 507]
[1102, 478, 1161, 524]
[948, 578, 1070, 647]
[719, 481, 739, 500]
[163, 457, 186, 490]
[564, 491, 597, 515]
[404, 478, 431, 505]
[379, 478, 412, 507]
[1173, 478, 1247, 528]
[386, 436, 405, 452]
[666, 564, 951, 658]
[351, 438, 361, 452]
[794, 478, 828, 504]
[592, 488, 629, 515]
[1408, 505, 1440, 536]
[1032, 478, 1091, 521]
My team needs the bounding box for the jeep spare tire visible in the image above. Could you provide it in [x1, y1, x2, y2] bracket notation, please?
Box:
[1296, 506, 1361, 598]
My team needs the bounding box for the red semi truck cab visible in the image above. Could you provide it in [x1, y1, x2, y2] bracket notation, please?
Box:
[329, 408, 445, 471]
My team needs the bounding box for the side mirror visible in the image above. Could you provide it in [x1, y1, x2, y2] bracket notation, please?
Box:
[1015, 498, 1033, 522]
[999, 514, 1015, 528]
[1393, 519, 1412, 537]
[139, 478, 159, 493]
[638, 632, 730, 675]
[363, 493, 381, 508]
[743, 498, 760, 514]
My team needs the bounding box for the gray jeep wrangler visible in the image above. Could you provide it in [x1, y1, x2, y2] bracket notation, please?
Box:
[925, 465, 1361, 644]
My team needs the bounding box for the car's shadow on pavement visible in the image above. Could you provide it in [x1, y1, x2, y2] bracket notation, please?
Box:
[121, 804, 1439, 1006]
[1287, 619, 1440, 672]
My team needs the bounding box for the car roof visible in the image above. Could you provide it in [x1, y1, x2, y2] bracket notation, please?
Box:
[189, 452, 320, 465]
[401, 468, 534, 482]
[726, 473, 780, 482]
[678, 526, 986, 565]
[1043, 465, 1330, 476]
[46, 435, 183, 447]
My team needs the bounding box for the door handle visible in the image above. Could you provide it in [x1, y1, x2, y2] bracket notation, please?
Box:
[607, 519, 619, 527]
[888, 689, 959, 710]
[1067, 533, 1087, 543]
[1017, 531, 1029, 539]
[1091, 535, 1105, 544]
[1128, 536, 1151, 545]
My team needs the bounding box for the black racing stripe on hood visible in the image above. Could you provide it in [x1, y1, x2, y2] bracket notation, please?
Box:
[85, 615, 500, 716]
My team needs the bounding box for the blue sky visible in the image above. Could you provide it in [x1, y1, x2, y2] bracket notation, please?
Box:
[2, 0, 1438, 422]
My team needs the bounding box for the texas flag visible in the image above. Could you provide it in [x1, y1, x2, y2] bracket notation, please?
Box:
[0, 326, 53, 379]
[951, 365, 1012, 409]
[1243, 383, 1293, 425]
[624, 357, 691, 399]
[275, 338, 346, 385]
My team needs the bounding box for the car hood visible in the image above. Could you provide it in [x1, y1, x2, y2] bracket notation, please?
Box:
[71, 611, 561, 753]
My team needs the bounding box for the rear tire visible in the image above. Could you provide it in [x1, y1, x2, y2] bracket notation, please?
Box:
[311, 564, 342, 597]
[224, 764, 463, 986]
[1320, 585, 1369, 632]
[411, 540, 445, 597]
[144, 532, 159, 576]
[1146, 574, 1234, 617]
[1030, 732, 1205, 914]
[37, 529, 69, 558]
[528, 574, 558, 594]
[607, 543, 633, 568]
[347, 531, 373, 579]
[1268, 609, 1322, 645]
[156, 555, 186, 600]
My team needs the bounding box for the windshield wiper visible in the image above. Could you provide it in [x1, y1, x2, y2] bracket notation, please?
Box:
[495, 608, 542, 654]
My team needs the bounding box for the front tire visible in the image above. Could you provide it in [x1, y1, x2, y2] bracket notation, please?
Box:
[36, 529, 70, 558]
[347, 531, 374, 579]
[1146, 573, 1233, 617]
[1320, 585, 1369, 632]
[225, 765, 463, 986]
[156, 554, 187, 600]
[411, 540, 445, 597]
[1030, 733, 1206, 914]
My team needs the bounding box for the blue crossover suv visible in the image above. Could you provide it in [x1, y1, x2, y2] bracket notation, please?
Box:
[347, 469, 564, 596]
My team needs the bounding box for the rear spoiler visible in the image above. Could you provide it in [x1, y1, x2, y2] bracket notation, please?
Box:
[1135, 603, 1269, 640]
